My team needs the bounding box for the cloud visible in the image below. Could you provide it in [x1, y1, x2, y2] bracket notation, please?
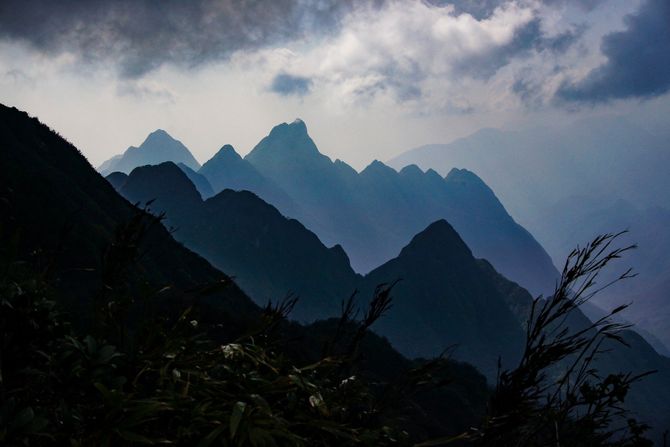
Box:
[270, 73, 312, 96]
[0, 0, 371, 78]
[557, 0, 670, 102]
[252, 1, 584, 109]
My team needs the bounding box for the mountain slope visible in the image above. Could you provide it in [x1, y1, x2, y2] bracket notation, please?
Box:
[528, 197, 670, 348]
[242, 120, 558, 296]
[177, 162, 215, 199]
[98, 129, 200, 175]
[388, 117, 670, 226]
[117, 162, 361, 321]
[0, 104, 498, 443]
[360, 220, 526, 380]
[198, 144, 297, 214]
[0, 104, 258, 328]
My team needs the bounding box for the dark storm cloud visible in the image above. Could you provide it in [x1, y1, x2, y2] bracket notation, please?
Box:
[457, 19, 583, 80]
[270, 73, 312, 96]
[0, 0, 376, 78]
[428, 0, 605, 20]
[557, 0, 670, 102]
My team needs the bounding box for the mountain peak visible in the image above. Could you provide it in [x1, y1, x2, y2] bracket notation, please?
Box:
[399, 164, 423, 176]
[399, 219, 472, 259]
[211, 144, 242, 161]
[445, 167, 484, 184]
[360, 159, 398, 178]
[142, 129, 177, 147]
[121, 161, 202, 208]
[267, 118, 309, 139]
[98, 128, 200, 174]
[246, 118, 326, 165]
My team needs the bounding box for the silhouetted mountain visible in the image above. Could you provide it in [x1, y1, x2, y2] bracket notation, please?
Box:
[1, 104, 497, 445]
[117, 162, 360, 321]
[198, 144, 297, 214]
[98, 129, 200, 175]
[360, 220, 526, 380]
[242, 120, 557, 296]
[177, 162, 214, 199]
[105, 171, 128, 190]
[0, 105, 257, 331]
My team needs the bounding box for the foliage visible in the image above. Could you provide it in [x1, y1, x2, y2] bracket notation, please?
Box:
[0, 212, 462, 446]
[0, 202, 657, 446]
[448, 232, 654, 447]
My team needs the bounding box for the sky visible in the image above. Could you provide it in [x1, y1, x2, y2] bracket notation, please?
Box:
[0, 0, 669, 170]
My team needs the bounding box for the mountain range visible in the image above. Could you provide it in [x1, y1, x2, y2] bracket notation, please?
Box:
[0, 103, 494, 440]
[108, 162, 525, 378]
[389, 116, 670, 353]
[5, 102, 670, 440]
[100, 120, 558, 297]
[98, 129, 201, 176]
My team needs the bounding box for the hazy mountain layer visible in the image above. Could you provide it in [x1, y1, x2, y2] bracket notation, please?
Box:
[242, 119, 558, 296]
[98, 129, 201, 175]
[99, 120, 558, 296]
[116, 162, 361, 322]
[389, 116, 670, 351]
[198, 144, 297, 214]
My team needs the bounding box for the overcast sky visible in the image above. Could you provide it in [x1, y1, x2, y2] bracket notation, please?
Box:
[1, 0, 668, 169]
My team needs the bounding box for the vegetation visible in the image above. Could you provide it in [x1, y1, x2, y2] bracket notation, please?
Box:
[0, 211, 474, 446]
[1, 205, 658, 446]
[458, 232, 654, 446]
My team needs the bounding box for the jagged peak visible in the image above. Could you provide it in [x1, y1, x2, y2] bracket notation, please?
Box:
[130, 160, 182, 177]
[246, 118, 325, 163]
[399, 219, 472, 259]
[212, 144, 242, 160]
[141, 129, 178, 146]
[268, 118, 309, 137]
[425, 168, 444, 182]
[399, 164, 423, 177]
[125, 161, 201, 195]
[445, 168, 488, 187]
[360, 159, 398, 177]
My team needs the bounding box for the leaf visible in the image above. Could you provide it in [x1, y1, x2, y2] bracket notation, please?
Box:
[10, 406, 34, 430]
[116, 429, 155, 444]
[198, 425, 225, 447]
[230, 401, 247, 439]
[98, 345, 120, 364]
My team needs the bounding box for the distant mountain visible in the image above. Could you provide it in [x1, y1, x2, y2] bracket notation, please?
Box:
[177, 162, 214, 199]
[389, 116, 670, 348]
[529, 197, 670, 349]
[357, 219, 670, 439]
[388, 116, 670, 227]
[114, 163, 534, 378]
[98, 129, 200, 175]
[360, 220, 526, 379]
[240, 119, 558, 296]
[198, 144, 297, 214]
[105, 171, 128, 190]
[117, 162, 360, 321]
